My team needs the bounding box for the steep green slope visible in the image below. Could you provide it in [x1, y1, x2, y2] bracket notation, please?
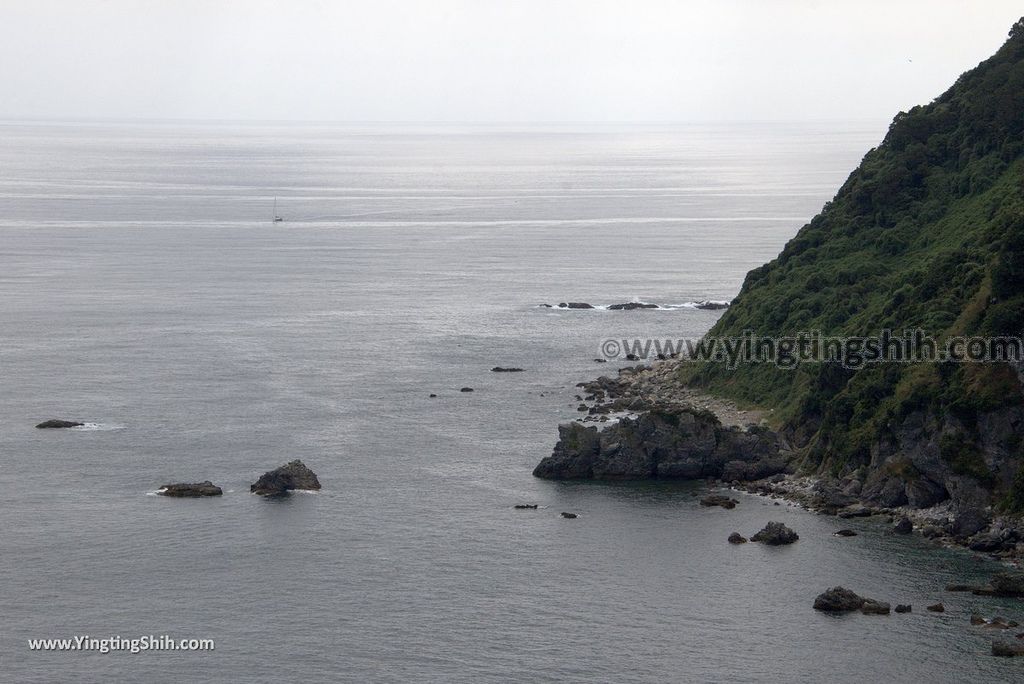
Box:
[683, 18, 1024, 511]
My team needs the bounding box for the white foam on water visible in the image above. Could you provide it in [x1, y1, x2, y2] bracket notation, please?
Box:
[541, 299, 730, 311]
[72, 423, 126, 431]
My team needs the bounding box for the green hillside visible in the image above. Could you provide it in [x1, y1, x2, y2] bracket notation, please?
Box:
[683, 18, 1024, 507]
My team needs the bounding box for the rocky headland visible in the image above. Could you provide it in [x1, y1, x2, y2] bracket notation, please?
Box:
[533, 15, 1024, 557]
[536, 357, 1024, 561]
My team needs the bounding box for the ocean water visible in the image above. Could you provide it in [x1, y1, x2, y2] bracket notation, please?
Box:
[1, 122, 1020, 683]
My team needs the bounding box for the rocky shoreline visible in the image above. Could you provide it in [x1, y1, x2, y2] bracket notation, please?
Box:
[534, 358, 1024, 655]
[536, 359, 1024, 564]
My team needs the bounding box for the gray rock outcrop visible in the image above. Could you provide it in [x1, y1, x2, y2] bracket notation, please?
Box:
[750, 521, 799, 545]
[251, 460, 321, 496]
[534, 407, 789, 480]
[36, 419, 84, 429]
[159, 481, 223, 497]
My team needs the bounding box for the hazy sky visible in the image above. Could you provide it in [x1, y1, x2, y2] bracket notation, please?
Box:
[1, 1, 1021, 122]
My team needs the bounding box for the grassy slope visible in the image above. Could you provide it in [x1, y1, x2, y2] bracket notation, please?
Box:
[682, 19, 1024, 492]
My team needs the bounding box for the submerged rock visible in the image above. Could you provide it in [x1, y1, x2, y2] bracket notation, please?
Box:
[989, 572, 1024, 597]
[813, 587, 866, 612]
[158, 481, 223, 498]
[250, 460, 321, 496]
[608, 302, 658, 310]
[861, 600, 891, 615]
[560, 512, 578, 519]
[751, 521, 799, 545]
[947, 583, 979, 592]
[514, 504, 538, 509]
[834, 529, 858, 537]
[982, 617, 1017, 630]
[700, 494, 738, 509]
[491, 367, 524, 373]
[35, 419, 84, 429]
[927, 603, 945, 612]
[992, 640, 1024, 657]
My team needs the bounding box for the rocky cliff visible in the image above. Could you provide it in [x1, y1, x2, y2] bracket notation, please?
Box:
[537, 18, 1024, 545]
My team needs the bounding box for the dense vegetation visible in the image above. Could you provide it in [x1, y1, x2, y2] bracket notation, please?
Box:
[683, 18, 1024, 501]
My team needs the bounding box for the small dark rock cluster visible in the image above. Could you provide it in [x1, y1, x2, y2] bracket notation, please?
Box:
[700, 494, 738, 509]
[813, 587, 890, 615]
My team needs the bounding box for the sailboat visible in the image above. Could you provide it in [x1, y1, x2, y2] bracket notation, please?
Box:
[272, 197, 284, 223]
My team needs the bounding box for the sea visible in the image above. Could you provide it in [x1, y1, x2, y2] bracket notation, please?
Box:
[1, 121, 1020, 683]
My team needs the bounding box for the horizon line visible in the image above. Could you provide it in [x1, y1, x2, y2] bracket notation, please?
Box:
[0, 116, 893, 127]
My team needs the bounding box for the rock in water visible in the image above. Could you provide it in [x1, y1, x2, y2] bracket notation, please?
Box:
[861, 600, 891, 615]
[607, 302, 658, 310]
[751, 521, 799, 545]
[250, 460, 321, 496]
[895, 604, 912, 613]
[989, 572, 1024, 597]
[893, 516, 913, 534]
[927, 603, 945, 612]
[946, 583, 980, 592]
[813, 587, 866, 612]
[534, 408, 787, 480]
[727, 532, 747, 544]
[968, 532, 1006, 552]
[700, 494, 738, 509]
[834, 529, 858, 537]
[35, 419, 84, 429]
[557, 302, 594, 309]
[491, 367, 524, 373]
[159, 481, 223, 497]
[560, 512, 578, 519]
[460, 387, 474, 393]
[514, 504, 538, 509]
[992, 640, 1024, 657]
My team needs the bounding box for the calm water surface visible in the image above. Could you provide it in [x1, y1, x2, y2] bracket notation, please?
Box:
[0, 122, 1019, 683]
